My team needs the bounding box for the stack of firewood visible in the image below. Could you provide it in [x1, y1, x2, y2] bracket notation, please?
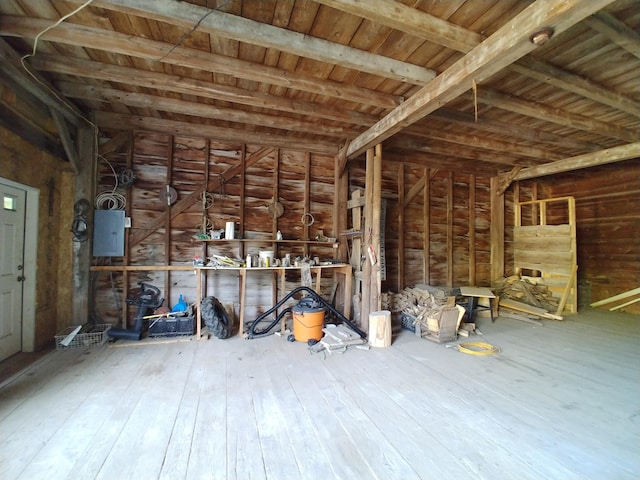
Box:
[493, 275, 559, 311]
[381, 285, 448, 314]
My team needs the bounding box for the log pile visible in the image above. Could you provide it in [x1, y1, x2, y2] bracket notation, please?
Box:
[381, 285, 448, 314]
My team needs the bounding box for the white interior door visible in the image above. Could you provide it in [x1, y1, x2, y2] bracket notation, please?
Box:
[0, 183, 26, 361]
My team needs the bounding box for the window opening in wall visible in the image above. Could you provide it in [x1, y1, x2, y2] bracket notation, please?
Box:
[3, 194, 17, 211]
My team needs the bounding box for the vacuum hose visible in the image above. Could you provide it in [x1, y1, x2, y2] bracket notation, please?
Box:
[247, 286, 366, 339]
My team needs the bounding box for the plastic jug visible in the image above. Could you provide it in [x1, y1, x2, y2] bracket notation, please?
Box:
[172, 294, 188, 312]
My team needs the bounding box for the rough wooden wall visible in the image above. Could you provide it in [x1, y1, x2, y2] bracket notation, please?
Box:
[349, 157, 493, 292]
[519, 160, 640, 314]
[94, 131, 339, 326]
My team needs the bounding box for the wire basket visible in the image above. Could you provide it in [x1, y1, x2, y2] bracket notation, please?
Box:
[54, 324, 111, 349]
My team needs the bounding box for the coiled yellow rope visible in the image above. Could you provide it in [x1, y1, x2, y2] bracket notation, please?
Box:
[457, 341, 500, 355]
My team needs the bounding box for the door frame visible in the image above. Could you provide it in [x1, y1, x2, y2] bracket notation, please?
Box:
[1, 177, 38, 353]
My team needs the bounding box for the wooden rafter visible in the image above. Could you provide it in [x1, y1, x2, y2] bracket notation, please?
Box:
[347, 0, 618, 159]
[510, 142, 640, 181]
[320, 0, 638, 123]
[0, 16, 401, 109]
[94, 112, 338, 156]
[67, 0, 436, 85]
[49, 106, 79, 173]
[429, 109, 602, 152]
[585, 11, 640, 60]
[510, 56, 640, 118]
[476, 89, 640, 143]
[58, 82, 355, 139]
[31, 55, 378, 127]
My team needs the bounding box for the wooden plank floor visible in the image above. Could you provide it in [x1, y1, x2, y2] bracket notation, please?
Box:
[1, 308, 639, 480]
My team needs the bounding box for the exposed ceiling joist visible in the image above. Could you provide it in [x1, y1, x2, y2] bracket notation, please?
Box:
[429, 109, 602, 152]
[322, 0, 639, 130]
[404, 126, 562, 162]
[314, 0, 483, 53]
[94, 111, 338, 156]
[510, 56, 640, 118]
[58, 81, 357, 139]
[30, 55, 378, 126]
[511, 141, 640, 180]
[475, 89, 640, 143]
[0, 16, 401, 109]
[68, 0, 436, 85]
[585, 11, 640, 60]
[347, 0, 618, 159]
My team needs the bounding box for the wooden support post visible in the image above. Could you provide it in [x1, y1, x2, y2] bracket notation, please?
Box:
[164, 135, 174, 306]
[362, 144, 383, 333]
[121, 131, 133, 327]
[447, 171, 453, 288]
[397, 163, 405, 291]
[424, 168, 430, 285]
[72, 123, 95, 326]
[469, 174, 476, 286]
[371, 144, 382, 314]
[490, 176, 505, 283]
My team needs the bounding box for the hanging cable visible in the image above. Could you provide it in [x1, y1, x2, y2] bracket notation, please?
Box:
[156, 0, 236, 62]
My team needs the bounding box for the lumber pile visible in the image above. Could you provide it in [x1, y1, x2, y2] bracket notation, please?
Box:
[590, 287, 640, 312]
[493, 275, 563, 321]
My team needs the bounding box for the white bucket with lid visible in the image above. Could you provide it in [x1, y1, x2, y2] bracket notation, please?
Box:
[259, 250, 274, 267]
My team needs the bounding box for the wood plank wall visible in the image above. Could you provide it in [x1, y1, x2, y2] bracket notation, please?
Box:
[517, 160, 640, 314]
[349, 157, 494, 292]
[94, 131, 339, 326]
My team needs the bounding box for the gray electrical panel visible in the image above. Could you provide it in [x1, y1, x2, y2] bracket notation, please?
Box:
[93, 209, 125, 257]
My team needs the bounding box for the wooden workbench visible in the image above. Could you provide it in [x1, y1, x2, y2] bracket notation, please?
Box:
[195, 264, 352, 338]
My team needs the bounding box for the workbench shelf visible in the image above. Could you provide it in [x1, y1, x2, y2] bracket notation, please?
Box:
[198, 238, 338, 265]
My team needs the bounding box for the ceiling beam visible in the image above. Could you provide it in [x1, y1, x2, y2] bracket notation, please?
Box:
[347, 0, 617, 158]
[585, 11, 640, 60]
[322, 0, 638, 140]
[0, 16, 401, 109]
[57, 81, 357, 139]
[69, 0, 436, 85]
[476, 89, 640, 143]
[404, 125, 562, 162]
[314, 0, 483, 53]
[510, 56, 640, 118]
[30, 55, 378, 127]
[94, 111, 339, 156]
[510, 141, 640, 180]
[429, 109, 602, 152]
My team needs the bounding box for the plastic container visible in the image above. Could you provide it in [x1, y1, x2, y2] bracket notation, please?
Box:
[259, 250, 274, 267]
[172, 294, 188, 312]
[292, 304, 325, 342]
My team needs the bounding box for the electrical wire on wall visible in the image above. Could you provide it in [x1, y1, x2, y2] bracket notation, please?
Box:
[18, 0, 104, 221]
[94, 154, 127, 210]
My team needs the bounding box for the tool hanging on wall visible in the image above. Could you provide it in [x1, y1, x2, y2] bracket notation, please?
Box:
[159, 184, 178, 206]
[267, 197, 284, 218]
[70, 198, 91, 242]
[196, 190, 215, 236]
